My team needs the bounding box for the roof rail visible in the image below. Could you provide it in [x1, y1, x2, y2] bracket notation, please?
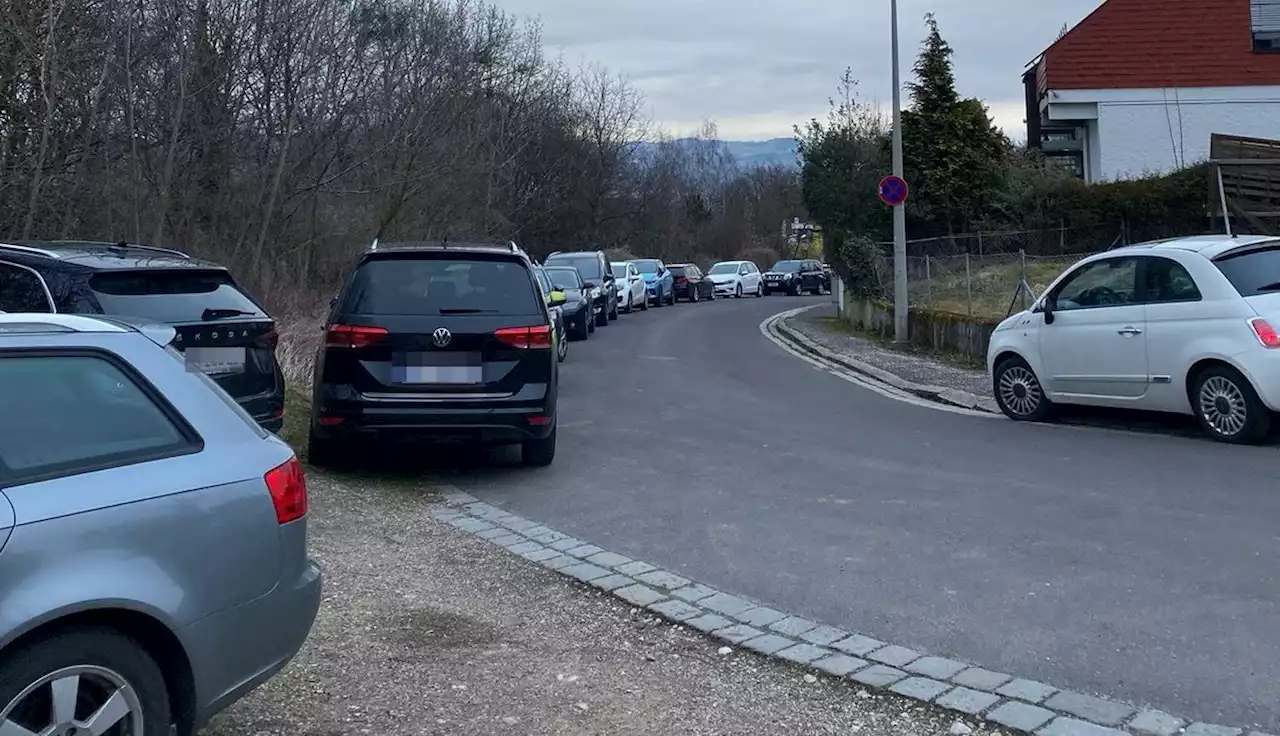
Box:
[105, 241, 189, 258]
[0, 242, 62, 259]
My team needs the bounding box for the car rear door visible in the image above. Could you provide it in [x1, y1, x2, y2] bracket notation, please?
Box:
[321, 252, 551, 398]
[86, 269, 280, 411]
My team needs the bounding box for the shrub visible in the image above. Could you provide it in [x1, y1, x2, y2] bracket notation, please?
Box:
[826, 230, 890, 299]
[735, 247, 780, 270]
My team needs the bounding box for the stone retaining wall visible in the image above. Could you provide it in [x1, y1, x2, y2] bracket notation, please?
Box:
[840, 292, 1001, 363]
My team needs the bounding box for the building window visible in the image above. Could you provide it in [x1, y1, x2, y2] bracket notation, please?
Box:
[1046, 153, 1084, 178]
[1252, 1, 1280, 52]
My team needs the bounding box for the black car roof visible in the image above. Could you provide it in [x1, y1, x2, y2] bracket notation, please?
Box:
[0, 240, 224, 271]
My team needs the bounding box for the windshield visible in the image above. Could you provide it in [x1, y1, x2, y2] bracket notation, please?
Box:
[545, 254, 601, 280]
[771, 260, 803, 272]
[339, 256, 542, 315]
[1214, 245, 1280, 296]
[633, 260, 660, 274]
[545, 268, 582, 291]
[89, 270, 266, 323]
[611, 264, 628, 278]
[708, 263, 739, 275]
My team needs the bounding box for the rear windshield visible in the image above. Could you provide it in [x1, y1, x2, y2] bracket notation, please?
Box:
[546, 269, 581, 290]
[340, 256, 542, 315]
[668, 265, 687, 275]
[1214, 246, 1280, 297]
[545, 254, 601, 280]
[89, 270, 266, 323]
[771, 260, 802, 272]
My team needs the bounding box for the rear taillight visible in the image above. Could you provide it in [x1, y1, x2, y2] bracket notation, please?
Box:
[326, 324, 387, 348]
[264, 456, 308, 524]
[676, 276, 687, 283]
[495, 325, 553, 349]
[1249, 317, 1280, 348]
[254, 328, 279, 351]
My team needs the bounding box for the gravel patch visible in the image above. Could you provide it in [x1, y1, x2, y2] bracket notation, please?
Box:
[201, 471, 1004, 736]
[785, 305, 989, 397]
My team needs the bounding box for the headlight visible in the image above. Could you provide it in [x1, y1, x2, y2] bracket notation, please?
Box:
[783, 273, 793, 280]
[591, 287, 601, 299]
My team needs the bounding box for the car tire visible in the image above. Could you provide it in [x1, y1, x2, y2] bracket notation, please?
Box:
[690, 288, 699, 303]
[307, 431, 350, 468]
[623, 295, 632, 314]
[0, 627, 171, 736]
[557, 333, 568, 362]
[523, 425, 556, 467]
[595, 304, 608, 327]
[1191, 364, 1271, 444]
[993, 356, 1053, 422]
[654, 291, 663, 307]
[609, 298, 618, 321]
[734, 284, 742, 298]
[756, 283, 764, 297]
[640, 294, 649, 311]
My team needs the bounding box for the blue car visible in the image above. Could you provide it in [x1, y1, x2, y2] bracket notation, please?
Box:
[631, 259, 675, 307]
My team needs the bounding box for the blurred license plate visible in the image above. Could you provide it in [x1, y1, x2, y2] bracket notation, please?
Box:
[186, 347, 246, 375]
[392, 352, 481, 384]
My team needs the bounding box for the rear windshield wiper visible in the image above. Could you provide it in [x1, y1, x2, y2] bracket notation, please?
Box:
[437, 307, 497, 314]
[202, 307, 256, 320]
[1253, 282, 1280, 293]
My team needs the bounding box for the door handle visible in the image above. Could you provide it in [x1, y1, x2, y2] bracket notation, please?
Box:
[1117, 326, 1143, 336]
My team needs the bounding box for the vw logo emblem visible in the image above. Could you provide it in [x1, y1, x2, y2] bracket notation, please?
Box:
[431, 327, 452, 348]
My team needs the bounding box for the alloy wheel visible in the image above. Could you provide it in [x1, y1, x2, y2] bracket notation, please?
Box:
[0, 664, 143, 736]
[1198, 375, 1248, 437]
[997, 365, 1042, 417]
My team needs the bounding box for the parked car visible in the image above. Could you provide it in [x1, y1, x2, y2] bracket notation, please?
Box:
[544, 250, 617, 326]
[669, 263, 715, 302]
[534, 266, 570, 363]
[763, 259, 826, 295]
[611, 261, 648, 313]
[310, 241, 558, 466]
[987, 234, 1280, 444]
[0, 312, 320, 736]
[544, 266, 594, 340]
[631, 259, 675, 306]
[706, 260, 764, 298]
[0, 240, 286, 432]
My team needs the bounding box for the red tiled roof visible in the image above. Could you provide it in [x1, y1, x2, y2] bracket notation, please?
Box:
[1043, 0, 1280, 90]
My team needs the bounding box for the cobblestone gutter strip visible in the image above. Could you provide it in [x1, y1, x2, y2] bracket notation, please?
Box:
[432, 485, 1269, 736]
[768, 305, 998, 414]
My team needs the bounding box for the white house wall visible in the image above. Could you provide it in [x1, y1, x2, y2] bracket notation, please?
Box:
[1045, 86, 1280, 181]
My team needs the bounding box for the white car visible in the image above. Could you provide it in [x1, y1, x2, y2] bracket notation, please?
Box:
[706, 260, 763, 298]
[611, 261, 648, 313]
[986, 234, 1280, 444]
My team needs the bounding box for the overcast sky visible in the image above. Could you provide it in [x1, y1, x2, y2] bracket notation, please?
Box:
[499, 0, 1104, 141]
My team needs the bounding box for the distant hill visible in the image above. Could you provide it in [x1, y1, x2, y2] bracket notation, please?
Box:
[633, 138, 798, 169]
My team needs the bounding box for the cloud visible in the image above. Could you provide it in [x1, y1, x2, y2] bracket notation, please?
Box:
[502, 0, 1103, 140]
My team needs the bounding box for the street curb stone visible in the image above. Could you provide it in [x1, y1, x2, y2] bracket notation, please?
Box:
[766, 305, 997, 413]
[431, 482, 1235, 736]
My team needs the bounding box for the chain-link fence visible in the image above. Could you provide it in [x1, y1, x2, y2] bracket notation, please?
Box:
[872, 226, 1123, 320]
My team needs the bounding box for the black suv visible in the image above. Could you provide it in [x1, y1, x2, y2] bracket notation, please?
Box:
[309, 241, 558, 467]
[0, 240, 285, 431]
[543, 250, 617, 326]
[763, 258, 828, 296]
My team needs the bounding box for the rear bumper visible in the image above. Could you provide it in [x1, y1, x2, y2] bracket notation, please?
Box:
[314, 387, 556, 443]
[190, 558, 322, 729]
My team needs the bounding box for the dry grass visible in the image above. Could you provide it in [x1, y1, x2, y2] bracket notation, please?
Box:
[910, 254, 1083, 320]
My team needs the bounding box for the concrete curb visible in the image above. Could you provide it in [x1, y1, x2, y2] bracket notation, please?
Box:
[768, 305, 999, 414]
[428, 485, 1258, 736]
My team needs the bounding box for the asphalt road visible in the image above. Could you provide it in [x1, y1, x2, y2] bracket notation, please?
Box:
[435, 294, 1280, 731]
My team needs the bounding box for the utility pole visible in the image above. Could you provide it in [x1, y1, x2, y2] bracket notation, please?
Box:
[890, 0, 908, 342]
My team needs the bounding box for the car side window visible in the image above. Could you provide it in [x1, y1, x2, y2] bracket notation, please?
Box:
[0, 262, 54, 313]
[0, 352, 198, 486]
[749, 263, 759, 273]
[739, 265, 748, 275]
[1142, 257, 1202, 303]
[1051, 257, 1139, 311]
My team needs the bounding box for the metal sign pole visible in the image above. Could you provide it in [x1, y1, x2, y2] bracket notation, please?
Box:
[890, 0, 908, 343]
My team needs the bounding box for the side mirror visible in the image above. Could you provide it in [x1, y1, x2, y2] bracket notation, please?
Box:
[1036, 298, 1056, 324]
[581, 281, 596, 289]
[549, 291, 567, 305]
[329, 296, 337, 308]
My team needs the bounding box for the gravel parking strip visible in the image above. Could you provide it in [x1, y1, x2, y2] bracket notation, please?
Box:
[200, 472, 999, 735]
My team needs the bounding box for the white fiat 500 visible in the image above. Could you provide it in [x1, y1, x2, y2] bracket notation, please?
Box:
[986, 234, 1280, 444]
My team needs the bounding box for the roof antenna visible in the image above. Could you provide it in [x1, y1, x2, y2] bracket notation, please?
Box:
[441, 236, 448, 249]
[370, 237, 379, 251]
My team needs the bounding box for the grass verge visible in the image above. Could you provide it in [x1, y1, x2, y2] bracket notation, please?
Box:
[813, 316, 985, 371]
